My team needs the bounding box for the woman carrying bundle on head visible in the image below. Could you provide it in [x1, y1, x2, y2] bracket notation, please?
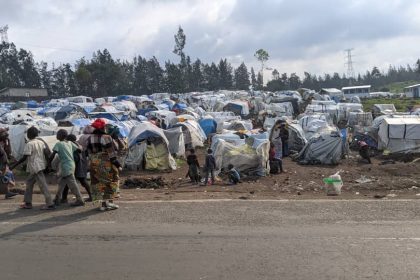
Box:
[87, 119, 122, 211]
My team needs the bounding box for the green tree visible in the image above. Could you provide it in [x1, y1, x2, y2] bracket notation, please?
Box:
[254, 49, 269, 85]
[416, 59, 420, 75]
[250, 67, 257, 90]
[218, 59, 233, 90]
[234, 62, 250, 90]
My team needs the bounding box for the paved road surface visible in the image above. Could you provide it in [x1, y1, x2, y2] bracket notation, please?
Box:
[2, 199, 420, 279]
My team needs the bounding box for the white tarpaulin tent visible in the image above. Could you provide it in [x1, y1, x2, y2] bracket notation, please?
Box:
[126, 122, 176, 170]
[378, 118, 420, 153]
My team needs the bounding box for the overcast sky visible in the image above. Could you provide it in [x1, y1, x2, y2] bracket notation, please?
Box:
[2, 0, 420, 79]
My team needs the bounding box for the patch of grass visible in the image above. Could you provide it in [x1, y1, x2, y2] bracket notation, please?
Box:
[383, 80, 420, 93]
[362, 97, 420, 112]
[175, 158, 185, 167]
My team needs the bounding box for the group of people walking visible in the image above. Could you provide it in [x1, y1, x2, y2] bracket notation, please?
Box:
[1, 118, 126, 211]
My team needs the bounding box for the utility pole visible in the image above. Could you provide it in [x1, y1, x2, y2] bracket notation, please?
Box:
[0, 25, 9, 43]
[345, 48, 355, 84]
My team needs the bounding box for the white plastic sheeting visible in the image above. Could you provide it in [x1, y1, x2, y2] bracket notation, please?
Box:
[377, 117, 420, 153]
[126, 122, 176, 170]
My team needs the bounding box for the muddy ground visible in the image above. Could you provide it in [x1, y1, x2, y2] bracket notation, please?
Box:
[4, 147, 420, 204]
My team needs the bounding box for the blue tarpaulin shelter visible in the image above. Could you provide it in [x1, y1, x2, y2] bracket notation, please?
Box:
[198, 118, 217, 137]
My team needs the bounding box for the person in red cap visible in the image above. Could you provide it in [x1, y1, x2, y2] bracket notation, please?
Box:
[358, 140, 372, 164]
[87, 119, 122, 211]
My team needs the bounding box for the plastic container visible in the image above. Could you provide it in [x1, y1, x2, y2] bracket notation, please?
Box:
[323, 172, 343, 195]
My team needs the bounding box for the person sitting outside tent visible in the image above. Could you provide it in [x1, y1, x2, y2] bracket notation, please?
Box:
[358, 141, 371, 164]
[0, 128, 17, 199]
[186, 148, 200, 184]
[269, 142, 283, 174]
[60, 134, 93, 203]
[11, 126, 54, 209]
[279, 123, 289, 157]
[227, 164, 240, 185]
[202, 148, 216, 186]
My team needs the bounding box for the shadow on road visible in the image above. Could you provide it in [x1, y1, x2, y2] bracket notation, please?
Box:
[0, 207, 101, 239]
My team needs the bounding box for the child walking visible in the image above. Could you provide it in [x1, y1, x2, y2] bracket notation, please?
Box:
[202, 149, 216, 186]
[60, 134, 93, 203]
[11, 126, 54, 210]
[186, 149, 200, 184]
[48, 129, 85, 207]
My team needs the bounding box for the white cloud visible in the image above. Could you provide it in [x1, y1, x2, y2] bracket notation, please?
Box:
[2, 0, 420, 76]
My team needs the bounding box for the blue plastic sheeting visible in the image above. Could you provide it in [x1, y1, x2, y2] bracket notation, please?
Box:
[115, 95, 132, 101]
[138, 108, 156, 116]
[88, 113, 119, 122]
[224, 103, 243, 115]
[27, 100, 38, 108]
[172, 103, 187, 110]
[247, 132, 269, 140]
[161, 101, 174, 110]
[198, 118, 217, 136]
[71, 118, 92, 127]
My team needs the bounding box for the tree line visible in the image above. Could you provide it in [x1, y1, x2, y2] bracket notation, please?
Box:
[1, 27, 420, 97]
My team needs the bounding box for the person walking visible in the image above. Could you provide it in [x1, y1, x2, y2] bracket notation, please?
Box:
[60, 134, 93, 203]
[11, 127, 54, 209]
[202, 148, 216, 186]
[48, 129, 85, 207]
[186, 148, 200, 184]
[87, 119, 122, 211]
[0, 128, 17, 199]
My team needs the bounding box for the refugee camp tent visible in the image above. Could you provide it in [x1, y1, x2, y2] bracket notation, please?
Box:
[172, 120, 206, 148]
[198, 118, 218, 137]
[223, 100, 250, 117]
[212, 137, 270, 176]
[125, 122, 176, 170]
[377, 117, 420, 153]
[224, 120, 253, 131]
[163, 126, 186, 157]
[372, 104, 397, 119]
[295, 131, 343, 165]
[146, 110, 177, 127]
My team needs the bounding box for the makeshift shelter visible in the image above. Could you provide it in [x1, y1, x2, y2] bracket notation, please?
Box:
[212, 137, 270, 176]
[295, 131, 343, 165]
[125, 122, 176, 170]
[163, 126, 186, 157]
[372, 104, 397, 119]
[172, 120, 206, 148]
[223, 100, 250, 117]
[377, 117, 420, 153]
[198, 118, 217, 137]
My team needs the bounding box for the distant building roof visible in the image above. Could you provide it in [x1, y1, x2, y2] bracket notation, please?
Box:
[404, 84, 420, 89]
[320, 88, 342, 93]
[342, 85, 371, 90]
